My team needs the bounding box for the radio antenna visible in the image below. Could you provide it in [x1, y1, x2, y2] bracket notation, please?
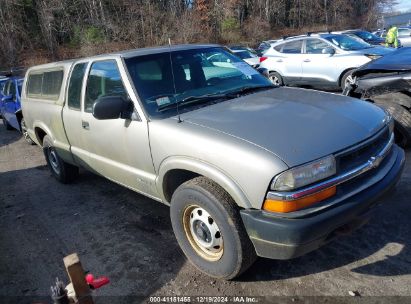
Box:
[168, 37, 182, 123]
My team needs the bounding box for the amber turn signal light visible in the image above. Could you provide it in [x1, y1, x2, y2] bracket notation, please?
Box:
[263, 186, 337, 213]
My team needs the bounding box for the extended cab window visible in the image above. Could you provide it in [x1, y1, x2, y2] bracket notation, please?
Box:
[42, 71, 64, 99]
[68, 63, 87, 110]
[27, 70, 63, 100]
[27, 74, 43, 96]
[85, 60, 127, 113]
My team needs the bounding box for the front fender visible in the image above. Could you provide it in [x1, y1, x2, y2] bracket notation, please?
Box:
[156, 156, 252, 208]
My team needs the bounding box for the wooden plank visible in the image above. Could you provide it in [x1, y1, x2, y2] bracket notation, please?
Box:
[63, 253, 94, 304]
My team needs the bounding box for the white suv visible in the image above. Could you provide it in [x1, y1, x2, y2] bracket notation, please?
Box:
[259, 33, 393, 89]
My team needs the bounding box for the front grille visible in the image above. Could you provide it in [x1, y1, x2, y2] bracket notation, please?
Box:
[336, 127, 390, 174]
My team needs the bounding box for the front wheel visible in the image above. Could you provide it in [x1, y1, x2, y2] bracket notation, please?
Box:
[170, 177, 256, 279]
[341, 70, 354, 91]
[43, 135, 79, 183]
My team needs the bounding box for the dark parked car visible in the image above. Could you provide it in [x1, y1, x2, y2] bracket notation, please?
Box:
[256, 40, 280, 56]
[0, 77, 9, 117]
[0, 76, 34, 144]
[339, 30, 386, 46]
[344, 47, 411, 147]
[228, 45, 256, 52]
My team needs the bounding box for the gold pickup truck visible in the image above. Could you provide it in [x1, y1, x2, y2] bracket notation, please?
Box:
[22, 44, 404, 279]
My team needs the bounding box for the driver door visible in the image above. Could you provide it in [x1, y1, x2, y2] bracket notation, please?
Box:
[79, 59, 157, 196]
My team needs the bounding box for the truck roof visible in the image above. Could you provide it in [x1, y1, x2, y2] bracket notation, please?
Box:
[117, 44, 220, 59]
[27, 44, 221, 71]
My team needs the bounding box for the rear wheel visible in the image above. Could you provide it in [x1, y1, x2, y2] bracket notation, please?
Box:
[268, 71, 284, 86]
[43, 135, 79, 183]
[374, 101, 411, 148]
[20, 118, 35, 145]
[170, 176, 256, 279]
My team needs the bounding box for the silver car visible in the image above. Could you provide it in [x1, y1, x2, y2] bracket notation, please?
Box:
[260, 33, 394, 89]
[231, 49, 260, 68]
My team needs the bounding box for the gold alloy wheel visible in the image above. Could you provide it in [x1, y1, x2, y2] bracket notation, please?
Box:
[182, 205, 224, 261]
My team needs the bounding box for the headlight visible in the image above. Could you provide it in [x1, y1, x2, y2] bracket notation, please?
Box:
[271, 155, 336, 191]
[365, 54, 382, 60]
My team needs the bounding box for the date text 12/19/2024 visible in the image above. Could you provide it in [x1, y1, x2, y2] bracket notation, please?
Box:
[149, 296, 260, 303]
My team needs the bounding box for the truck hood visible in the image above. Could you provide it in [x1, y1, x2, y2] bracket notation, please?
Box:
[180, 87, 387, 167]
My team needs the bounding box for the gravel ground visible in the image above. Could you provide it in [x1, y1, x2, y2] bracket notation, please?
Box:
[1, 120, 411, 304]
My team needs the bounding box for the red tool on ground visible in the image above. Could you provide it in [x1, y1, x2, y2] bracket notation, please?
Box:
[85, 274, 110, 290]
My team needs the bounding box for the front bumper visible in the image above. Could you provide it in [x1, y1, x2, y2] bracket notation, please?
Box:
[240, 144, 405, 260]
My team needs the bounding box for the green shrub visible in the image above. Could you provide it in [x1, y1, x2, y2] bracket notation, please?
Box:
[84, 26, 106, 44]
[222, 17, 240, 32]
[70, 25, 106, 46]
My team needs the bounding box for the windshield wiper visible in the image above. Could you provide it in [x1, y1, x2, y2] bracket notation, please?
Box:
[157, 85, 275, 112]
[226, 85, 275, 97]
[157, 93, 228, 112]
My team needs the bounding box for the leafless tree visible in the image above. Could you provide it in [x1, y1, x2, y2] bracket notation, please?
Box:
[0, 0, 398, 69]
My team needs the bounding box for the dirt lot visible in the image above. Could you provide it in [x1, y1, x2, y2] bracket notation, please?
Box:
[1, 120, 411, 303]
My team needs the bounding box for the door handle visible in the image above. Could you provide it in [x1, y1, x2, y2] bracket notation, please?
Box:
[276, 59, 283, 62]
[82, 121, 90, 130]
[303, 59, 311, 62]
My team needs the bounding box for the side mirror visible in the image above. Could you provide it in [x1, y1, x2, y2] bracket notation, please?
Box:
[322, 47, 336, 55]
[92, 96, 133, 120]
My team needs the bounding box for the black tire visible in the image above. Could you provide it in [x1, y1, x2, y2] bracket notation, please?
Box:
[170, 176, 257, 279]
[20, 118, 35, 145]
[268, 71, 284, 86]
[2, 116, 13, 130]
[43, 135, 79, 183]
[340, 69, 354, 91]
[374, 101, 411, 148]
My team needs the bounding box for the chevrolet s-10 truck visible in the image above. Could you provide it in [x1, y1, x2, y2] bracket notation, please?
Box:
[21, 44, 405, 279]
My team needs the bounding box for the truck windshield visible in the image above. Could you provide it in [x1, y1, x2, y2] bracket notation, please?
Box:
[124, 47, 273, 118]
[325, 35, 371, 50]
